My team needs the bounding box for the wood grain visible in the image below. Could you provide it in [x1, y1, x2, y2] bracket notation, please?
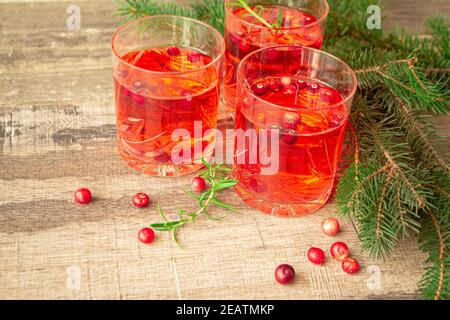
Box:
[0, 0, 448, 300]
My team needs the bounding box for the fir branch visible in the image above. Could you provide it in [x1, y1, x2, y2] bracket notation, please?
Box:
[115, 0, 196, 22]
[419, 206, 450, 300]
[375, 87, 450, 173]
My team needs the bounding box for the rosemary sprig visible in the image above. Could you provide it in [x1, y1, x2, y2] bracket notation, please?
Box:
[150, 159, 238, 246]
[229, 0, 274, 29]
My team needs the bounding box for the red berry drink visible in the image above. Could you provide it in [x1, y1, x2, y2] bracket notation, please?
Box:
[233, 46, 357, 216]
[112, 16, 224, 177]
[223, 0, 329, 112]
[115, 47, 219, 176]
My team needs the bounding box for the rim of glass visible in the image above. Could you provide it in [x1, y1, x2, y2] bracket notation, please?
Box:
[238, 44, 358, 112]
[225, 0, 330, 30]
[111, 15, 225, 76]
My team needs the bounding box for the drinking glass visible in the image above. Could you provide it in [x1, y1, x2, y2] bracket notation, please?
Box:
[112, 16, 225, 176]
[223, 0, 329, 112]
[233, 45, 357, 216]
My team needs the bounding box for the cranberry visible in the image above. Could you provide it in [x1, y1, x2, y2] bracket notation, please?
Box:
[239, 40, 251, 53]
[320, 90, 341, 103]
[282, 130, 298, 145]
[283, 112, 301, 129]
[154, 152, 171, 163]
[330, 242, 350, 261]
[342, 257, 360, 274]
[138, 227, 155, 244]
[133, 192, 150, 208]
[307, 247, 326, 265]
[269, 80, 282, 92]
[187, 52, 201, 63]
[321, 218, 341, 236]
[250, 178, 268, 193]
[167, 46, 180, 56]
[329, 113, 344, 128]
[191, 176, 206, 193]
[74, 188, 92, 204]
[275, 264, 295, 285]
[133, 80, 145, 89]
[300, 15, 314, 26]
[303, 125, 321, 134]
[296, 80, 307, 90]
[251, 82, 269, 96]
[308, 83, 320, 93]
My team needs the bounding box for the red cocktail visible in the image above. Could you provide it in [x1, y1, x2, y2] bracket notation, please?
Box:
[112, 16, 224, 176]
[234, 45, 357, 216]
[224, 0, 329, 112]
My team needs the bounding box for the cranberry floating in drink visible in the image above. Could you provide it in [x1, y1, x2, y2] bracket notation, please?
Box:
[223, 0, 329, 112]
[111, 16, 224, 176]
[233, 45, 357, 216]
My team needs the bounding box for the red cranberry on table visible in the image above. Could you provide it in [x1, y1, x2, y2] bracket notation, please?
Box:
[74, 187, 92, 205]
[330, 241, 350, 261]
[342, 257, 360, 274]
[321, 218, 341, 236]
[307, 247, 326, 265]
[191, 176, 206, 193]
[132, 192, 150, 208]
[138, 227, 155, 244]
[275, 264, 295, 285]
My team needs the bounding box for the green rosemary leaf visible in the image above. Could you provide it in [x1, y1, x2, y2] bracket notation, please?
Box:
[151, 221, 186, 230]
[276, 11, 283, 28]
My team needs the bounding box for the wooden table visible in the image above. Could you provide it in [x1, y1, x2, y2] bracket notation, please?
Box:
[0, 0, 448, 300]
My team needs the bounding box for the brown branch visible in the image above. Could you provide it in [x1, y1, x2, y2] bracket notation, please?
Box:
[348, 123, 360, 183]
[396, 185, 406, 232]
[428, 212, 445, 300]
[348, 163, 391, 209]
[423, 67, 450, 73]
[377, 70, 418, 94]
[380, 145, 426, 208]
[354, 57, 416, 74]
[407, 58, 444, 102]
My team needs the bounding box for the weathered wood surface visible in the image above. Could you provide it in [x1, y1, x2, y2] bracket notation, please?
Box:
[0, 0, 448, 300]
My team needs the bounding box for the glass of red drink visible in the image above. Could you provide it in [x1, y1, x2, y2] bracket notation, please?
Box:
[111, 16, 225, 176]
[223, 0, 329, 112]
[233, 45, 357, 216]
